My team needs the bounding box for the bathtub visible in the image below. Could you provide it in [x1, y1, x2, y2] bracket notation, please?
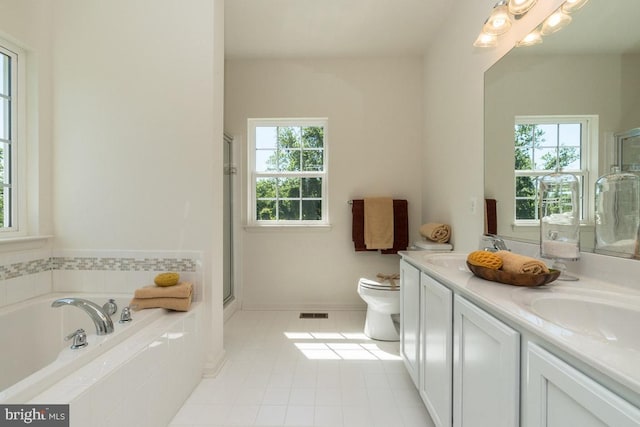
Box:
[0, 292, 204, 426]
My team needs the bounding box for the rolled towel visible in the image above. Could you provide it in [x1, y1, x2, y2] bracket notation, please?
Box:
[134, 282, 193, 299]
[495, 250, 549, 275]
[419, 223, 451, 243]
[130, 296, 192, 312]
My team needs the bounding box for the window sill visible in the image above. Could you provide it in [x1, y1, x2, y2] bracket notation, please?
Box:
[0, 235, 53, 252]
[244, 224, 332, 232]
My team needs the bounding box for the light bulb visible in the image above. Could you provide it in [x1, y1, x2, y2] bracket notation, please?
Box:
[516, 29, 543, 47]
[473, 32, 498, 48]
[541, 9, 572, 35]
[562, 0, 589, 13]
[482, 4, 512, 36]
[508, 0, 538, 17]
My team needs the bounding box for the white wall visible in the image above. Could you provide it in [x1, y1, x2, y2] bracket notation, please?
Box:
[50, 0, 224, 372]
[422, 0, 566, 252]
[225, 57, 424, 309]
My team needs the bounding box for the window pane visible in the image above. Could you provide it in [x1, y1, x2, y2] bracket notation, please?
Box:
[536, 124, 557, 147]
[534, 146, 557, 170]
[256, 200, 276, 220]
[256, 127, 277, 149]
[302, 177, 322, 198]
[559, 123, 581, 147]
[515, 147, 532, 170]
[279, 149, 301, 171]
[256, 149, 277, 172]
[516, 199, 537, 220]
[515, 124, 534, 149]
[256, 177, 277, 198]
[278, 127, 301, 149]
[278, 199, 300, 220]
[302, 149, 323, 171]
[515, 176, 536, 198]
[302, 127, 323, 148]
[278, 177, 300, 198]
[302, 200, 322, 220]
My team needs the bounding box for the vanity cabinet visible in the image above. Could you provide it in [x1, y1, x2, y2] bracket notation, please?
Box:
[453, 295, 520, 427]
[420, 272, 453, 427]
[400, 262, 520, 427]
[526, 342, 640, 427]
[400, 259, 421, 387]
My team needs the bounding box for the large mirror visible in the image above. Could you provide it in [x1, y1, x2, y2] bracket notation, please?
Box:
[484, 0, 640, 257]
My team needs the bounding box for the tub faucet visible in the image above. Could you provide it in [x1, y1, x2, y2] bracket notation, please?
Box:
[51, 298, 115, 335]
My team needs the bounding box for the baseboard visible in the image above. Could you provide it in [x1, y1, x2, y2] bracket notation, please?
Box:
[223, 298, 239, 322]
[241, 302, 366, 311]
[202, 349, 226, 378]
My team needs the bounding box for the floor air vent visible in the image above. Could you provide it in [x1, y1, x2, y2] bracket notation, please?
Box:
[299, 312, 328, 319]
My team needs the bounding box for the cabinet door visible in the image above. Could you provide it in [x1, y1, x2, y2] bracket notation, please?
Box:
[453, 295, 520, 427]
[400, 259, 420, 388]
[420, 273, 453, 427]
[526, 342, 640, 427]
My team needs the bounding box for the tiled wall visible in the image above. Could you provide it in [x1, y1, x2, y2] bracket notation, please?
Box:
[0, 248, 203, 308]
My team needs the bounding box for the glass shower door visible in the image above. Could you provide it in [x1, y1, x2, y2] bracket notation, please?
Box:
[223, 133, 235, 304]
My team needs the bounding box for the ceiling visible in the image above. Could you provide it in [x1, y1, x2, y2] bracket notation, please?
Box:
[224, 0, 454, 59]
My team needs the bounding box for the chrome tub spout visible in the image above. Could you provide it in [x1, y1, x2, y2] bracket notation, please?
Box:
[51, 298, 115, 335]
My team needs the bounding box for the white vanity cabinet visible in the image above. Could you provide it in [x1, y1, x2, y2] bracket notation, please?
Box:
[526, 342, 640, 427]
[420, 272, 453, 427]
[453, 295, 520, 427]
[400, 259, 421, 387]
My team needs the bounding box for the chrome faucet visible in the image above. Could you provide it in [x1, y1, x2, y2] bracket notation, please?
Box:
[481, 234, 510, 252]
[51, 298, 115, 335]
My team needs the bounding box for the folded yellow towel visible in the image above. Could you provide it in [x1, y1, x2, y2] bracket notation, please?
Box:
[420, 223, 451, 243]
[495, 250, 549, 275]
[130, 296, 192, 312]
[364, 197, 394, 250]
[134, 282, 193, 299]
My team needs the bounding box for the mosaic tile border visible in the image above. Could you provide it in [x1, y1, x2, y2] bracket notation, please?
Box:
[0, 256, 197, 281]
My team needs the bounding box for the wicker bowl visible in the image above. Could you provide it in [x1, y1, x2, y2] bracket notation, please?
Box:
[466, 262, 560, 287]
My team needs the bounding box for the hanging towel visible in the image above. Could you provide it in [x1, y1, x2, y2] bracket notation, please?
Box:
[485, 199, 497, 235]
[352, 200, 375, 252]
[381, 200, 409, 254]
[364, 197, 394, 249]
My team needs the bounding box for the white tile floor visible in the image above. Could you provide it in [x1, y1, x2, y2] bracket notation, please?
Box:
[169, 310, 435, 427]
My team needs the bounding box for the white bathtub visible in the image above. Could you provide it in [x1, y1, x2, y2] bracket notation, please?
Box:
[0, 292, 204, 426]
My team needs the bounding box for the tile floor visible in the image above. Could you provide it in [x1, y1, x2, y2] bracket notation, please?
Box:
[169, 310, 435, 427]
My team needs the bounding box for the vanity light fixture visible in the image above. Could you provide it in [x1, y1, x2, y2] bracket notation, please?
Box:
[562, 0, 589, 13]
[482, 1, 512, 36]
[508, 0, 538, 17]
[540, 8, 572, 35]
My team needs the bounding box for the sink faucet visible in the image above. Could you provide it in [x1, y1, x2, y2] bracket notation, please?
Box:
[481, 234, 510, 252]
[51, 298, 115, 335]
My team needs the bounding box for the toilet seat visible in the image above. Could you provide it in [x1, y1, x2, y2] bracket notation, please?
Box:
[358, 278, 399, 291]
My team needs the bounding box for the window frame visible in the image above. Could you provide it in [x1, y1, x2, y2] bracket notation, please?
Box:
[513, 115, 598, 227]
[0, 38, 26, 236]
[247, 118, 329, 227]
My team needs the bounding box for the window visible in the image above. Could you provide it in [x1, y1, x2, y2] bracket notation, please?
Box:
[514, 115, 597, 225]
[0, 42, 18, 232]
[248, 118, 328, 226]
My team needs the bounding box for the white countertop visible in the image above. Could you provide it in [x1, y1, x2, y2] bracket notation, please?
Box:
[400, 250, 640, 400]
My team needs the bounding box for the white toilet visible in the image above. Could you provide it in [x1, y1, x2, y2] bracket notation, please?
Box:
[357, 240, 453, 341]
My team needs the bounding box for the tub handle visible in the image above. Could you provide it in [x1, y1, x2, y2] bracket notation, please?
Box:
[119, 306, 134, 323]
[102, 299, 118, 316]
[65, 328, 88, 349]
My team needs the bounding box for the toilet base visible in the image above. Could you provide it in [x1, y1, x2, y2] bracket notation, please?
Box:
[363, 309, 400, 341]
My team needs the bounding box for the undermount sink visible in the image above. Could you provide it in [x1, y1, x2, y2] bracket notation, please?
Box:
[421, 252, 469, 271]
[523, 291, 640, 350]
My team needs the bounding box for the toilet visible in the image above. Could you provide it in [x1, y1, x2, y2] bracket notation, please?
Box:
[357, 240, 453, 341]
